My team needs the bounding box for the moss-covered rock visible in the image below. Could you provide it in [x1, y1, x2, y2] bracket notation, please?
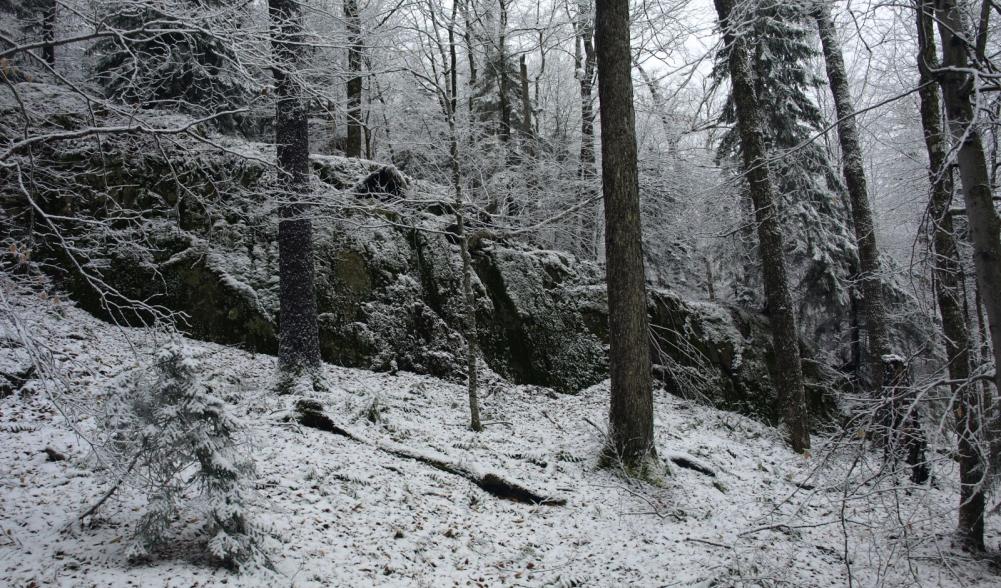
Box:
[2, 84, 837, 424]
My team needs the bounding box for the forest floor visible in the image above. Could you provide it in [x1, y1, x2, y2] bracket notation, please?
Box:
[2, 290, 1000, 587]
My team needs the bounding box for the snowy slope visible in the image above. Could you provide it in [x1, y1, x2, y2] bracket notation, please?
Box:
[1, 289, 997, 587]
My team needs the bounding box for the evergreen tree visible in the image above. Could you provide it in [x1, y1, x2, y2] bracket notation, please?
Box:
[713, 0, 857, 363]
[102, 344, 262, 570]
[91, 0, 259, 134]
[472, 50, 523, 138]
[10, 0, 55, 65]
[469, 0, 524, 141]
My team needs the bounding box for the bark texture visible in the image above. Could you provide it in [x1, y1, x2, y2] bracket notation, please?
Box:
[916, 0, 983, 550]
[714, 0, 809, 453]
[344, 0, 364, 158]
[497, 0, 512, 142]
[594, 0, 656, 466]
[935, 0, 1001, 396]
[41, 0, 55, 66]
[519, 54, 534, 150]
[444, 8, 481, 432]
[269, 0, 321, 372]
[882, 356, 931, 484]
[814, 3, 889, 390]
[575, 1, 598, 260]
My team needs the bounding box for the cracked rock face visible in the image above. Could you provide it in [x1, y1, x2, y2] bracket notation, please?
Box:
[2, 85, 833, 423]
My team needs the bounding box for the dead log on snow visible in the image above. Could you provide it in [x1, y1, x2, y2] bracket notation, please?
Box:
[293, 399, 566, 506]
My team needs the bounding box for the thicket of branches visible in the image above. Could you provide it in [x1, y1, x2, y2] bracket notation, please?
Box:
[3, 0, 1001, 573]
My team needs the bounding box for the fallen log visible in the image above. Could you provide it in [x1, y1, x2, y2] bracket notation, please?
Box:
[664, 452, 717, 478]
[293, 399, 566, 506]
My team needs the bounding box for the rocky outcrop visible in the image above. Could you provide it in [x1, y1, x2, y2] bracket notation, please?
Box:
[1, 83, 835, 424]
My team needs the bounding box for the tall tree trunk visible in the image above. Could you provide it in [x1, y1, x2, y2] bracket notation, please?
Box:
[345, 0, 364, 158]
[576, 1, 598, 260]
[714, 0, 810, 453]
[269, 0, 321, 372]
[635, 62, 673, 136]
[453, 135, 482, 433]
[461, 0, 477, 115]
[935, 0, 1001, 396]
[519, 54, 534, 150]
[444, 6, 482, 432]
[814, 3, 890, 390]
[916, 0, 984, 550]
[497, 0, 511, 142]
[594, 0, 656, 469]
[41, 0, 54, 66]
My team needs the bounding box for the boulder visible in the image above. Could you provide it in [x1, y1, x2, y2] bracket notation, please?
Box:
[1, 85, 836, 424]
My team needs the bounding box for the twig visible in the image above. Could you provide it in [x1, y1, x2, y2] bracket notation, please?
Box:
[686, 537, 732, 550]
[70, 450, 141, 529]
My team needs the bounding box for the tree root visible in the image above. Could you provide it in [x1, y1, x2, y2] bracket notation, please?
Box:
[294, 399, 566, 506]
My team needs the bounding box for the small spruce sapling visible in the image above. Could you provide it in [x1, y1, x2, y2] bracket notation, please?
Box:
[101, 343, 263, 570]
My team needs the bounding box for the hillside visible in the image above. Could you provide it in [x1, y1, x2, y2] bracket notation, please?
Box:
[1, 288, 997, 587]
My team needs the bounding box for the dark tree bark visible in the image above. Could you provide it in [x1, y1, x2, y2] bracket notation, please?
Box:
[41, 0, 54, 66]
[453, 143, 482, 433]
[714, 0, 810, 453]
[935, 0, 1001, 396]
[497, 0, 511, 142]
[814, 2, 890, 390]
[269, 0, 321, 372]
[882, 356, 930, 484]
[575, 1, 598, 260]
[460, 0, 477, 114]
[441, 1, 481, 431]
[344, 0, 364, 158]
[594, 0, 656, 468]
[519, 54, 534, 150]
[916, 0, 984, 550]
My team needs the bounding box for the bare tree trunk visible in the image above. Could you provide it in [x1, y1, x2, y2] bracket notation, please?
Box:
[883, 356, 931, 484]
[704, 256, 716, 302]
[935, 0, 1001, 395]
[41, 0, 54, 66]
[916, 0, 984, 549]
[497, 0, 511, 142]
[635, 62, 672, 135]
[814, 3, 890, 390]
[460, 0, 477, 115]
[345, 0, 364, 158]
[268, 0, 321, 373]
[714, 0, 810, 453]
[533, 30, 545, 136]
[575, 0, 598, 260]
[454, 157, 482, 433]
[445, 3, 481, 432]
[519, 54, 534, 151]
[594, 0, 656, 469]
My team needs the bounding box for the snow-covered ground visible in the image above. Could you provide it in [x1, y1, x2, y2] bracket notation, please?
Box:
[1, 290, 998, 587]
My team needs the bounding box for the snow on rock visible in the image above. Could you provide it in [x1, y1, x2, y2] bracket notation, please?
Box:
[0, 82, 843, 417]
